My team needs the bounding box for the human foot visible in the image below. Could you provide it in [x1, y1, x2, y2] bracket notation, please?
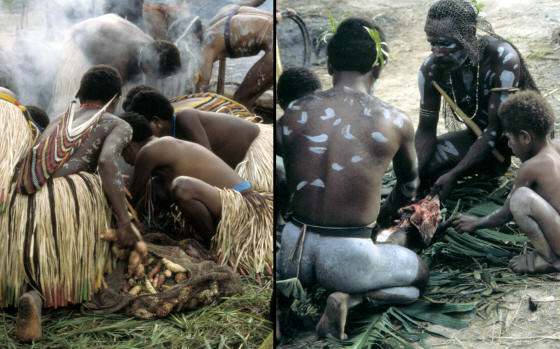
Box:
[509, 252, 560, 274]
[15, 291, 42, 342]
[316, 292, 349, 340]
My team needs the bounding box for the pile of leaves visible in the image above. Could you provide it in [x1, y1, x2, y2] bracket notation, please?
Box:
[278, 168, 553, 348]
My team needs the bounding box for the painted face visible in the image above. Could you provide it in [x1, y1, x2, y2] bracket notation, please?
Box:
[426, 32, 468, 70]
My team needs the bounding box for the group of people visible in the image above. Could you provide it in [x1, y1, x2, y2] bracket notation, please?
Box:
[277, 0, 560, 340]
[0, 0, 275, 343]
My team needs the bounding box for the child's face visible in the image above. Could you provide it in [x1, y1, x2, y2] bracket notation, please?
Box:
[504, 131, 530, 161]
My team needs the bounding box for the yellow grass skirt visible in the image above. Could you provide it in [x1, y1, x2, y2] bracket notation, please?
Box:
[213, 189, 273, 276]
[0, 173, 115, 308]
[235, 123, 273, 193]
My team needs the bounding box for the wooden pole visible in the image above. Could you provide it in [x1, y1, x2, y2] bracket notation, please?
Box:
[217, 57, 226, 95]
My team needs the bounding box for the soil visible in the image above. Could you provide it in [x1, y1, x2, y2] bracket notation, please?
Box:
[277, 0, 560, 347]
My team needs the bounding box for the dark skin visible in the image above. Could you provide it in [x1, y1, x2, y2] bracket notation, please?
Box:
[71, 14, 159, 83]
[453, 130, 560, 273]
[417, 18, 520, 199]
[195, 5, 273, 110]
[149, 108, 260, 169]
[278, 66, 418, 227]
[38, 97, 137, 247]
[124, 136, 245, 238]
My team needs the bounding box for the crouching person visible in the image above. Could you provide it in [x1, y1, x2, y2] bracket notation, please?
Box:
[276, 17, 429, 340]
[120, 112, 272, 275]
[454, 91, 560, 273]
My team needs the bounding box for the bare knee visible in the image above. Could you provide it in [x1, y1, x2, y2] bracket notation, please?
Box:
[413, 256, 429, 291]
[170, 176, 197, 203]
[510, 187, 534, 219]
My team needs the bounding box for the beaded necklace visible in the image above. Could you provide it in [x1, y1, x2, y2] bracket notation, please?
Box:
[449, 62, 480, 120]
[80, 102, 103, 109]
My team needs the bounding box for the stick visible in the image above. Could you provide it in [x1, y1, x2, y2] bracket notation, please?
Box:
[432, 81, 505, 162]
[217, 57, 226, 95]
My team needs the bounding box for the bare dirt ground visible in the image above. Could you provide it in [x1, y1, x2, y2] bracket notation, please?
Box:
[277, 0, 560, 347]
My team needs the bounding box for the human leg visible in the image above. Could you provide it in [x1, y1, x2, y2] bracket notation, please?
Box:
[170, 176, 222, 245]
[232, 49, 272, 109]
[314, 239, 428, 339]
[509, 187, 560, 273]
[420, 129, 475, 185]
[14, 290, 42, 342]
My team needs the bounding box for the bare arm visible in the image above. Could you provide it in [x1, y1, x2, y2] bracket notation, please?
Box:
[130, 146, 161, 207]
[379, 114, 419, 226]
[415, 63, 442, 173]
[454, 164, 534, 232]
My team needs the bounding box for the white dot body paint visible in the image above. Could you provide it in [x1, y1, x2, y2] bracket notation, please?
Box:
[320, 108, 335, 120]
[343, 86, 354, 92]
[309, 146, 327, 154]
[288, 100, 301, 110]
[371, 132, 388, 143]
[296, 181, 308, 190]
[342, 125, 356, 140]
[490, 104, 495, 109]
[503, 53, 514, 64]
[283, 126, 292, 136]
[311, 179, 325, 188]
[513, 64, 519, 70]
[418, 71, 426, 105]
[393, 116, 403, 128]
[399, 177, 420, 198]
[344, 97, 354, 106]
[333, 118, 342, 126]
[497, 46, 505, 57]
[332, 163, 344, 171]
[491, 131, 497, 136]
[297, 111, 308, 124]
[436, 140, 459, 161]
[304, 134, 328, 143]
[488, 140, 495, 147]
[423, 57, 430, 66]
[383, 109, 391, 120]
[500, 70, 515, 88]
[351, 155, 363, 163]
[364, 108, 373, 118]
[500, 93, 509, 102]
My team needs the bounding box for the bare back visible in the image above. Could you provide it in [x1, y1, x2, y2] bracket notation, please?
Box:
[176, 109, 259, 168]
[137, 136, 245, 192]
[518, 146, 560, 213]
[70, 14, 152, 81]
[280, 86, 414, 226]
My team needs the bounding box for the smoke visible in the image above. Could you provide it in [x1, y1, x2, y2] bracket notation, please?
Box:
[0, 0, 272, 118]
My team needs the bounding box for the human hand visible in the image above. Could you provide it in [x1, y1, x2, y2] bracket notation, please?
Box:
[430, 172, 457, 201]
[115, 220, 140, 248]
[452, 215, 480, 233]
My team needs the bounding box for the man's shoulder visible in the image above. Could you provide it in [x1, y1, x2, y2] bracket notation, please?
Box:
[483, 36, 519, 64]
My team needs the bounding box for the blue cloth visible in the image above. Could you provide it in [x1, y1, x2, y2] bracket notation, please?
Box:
[232, 180, 251, 192]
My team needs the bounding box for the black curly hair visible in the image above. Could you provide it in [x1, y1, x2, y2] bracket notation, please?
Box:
[499, 90, 555, 137]
[26, 105, 50, 130]
[122, 84, 159, 111]
[327, 17, 387, 74]
[141, 40, 181, 77]
[76, 64, 122, 103]
[120, 111, 153, 142]
[128, 90, 174, 122]
[277, 66, 321, 110]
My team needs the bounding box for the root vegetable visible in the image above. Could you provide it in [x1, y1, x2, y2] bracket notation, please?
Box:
[129, 285, 142, 295]
[145, 279, 157, 294]
[128, 250, 141, 272]
[111, 245, 127, 260]
[162, 258, 187, 273]
[134, 263, 145, 279]
[135, 241, 148, 258]
[175, 272, 187, 282]
[101, 229, 117, 242]
[163, 269, 172, 278]
[148, 260, 163, 279]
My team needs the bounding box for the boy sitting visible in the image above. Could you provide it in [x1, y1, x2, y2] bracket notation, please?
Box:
[453, 91, 560, 273]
